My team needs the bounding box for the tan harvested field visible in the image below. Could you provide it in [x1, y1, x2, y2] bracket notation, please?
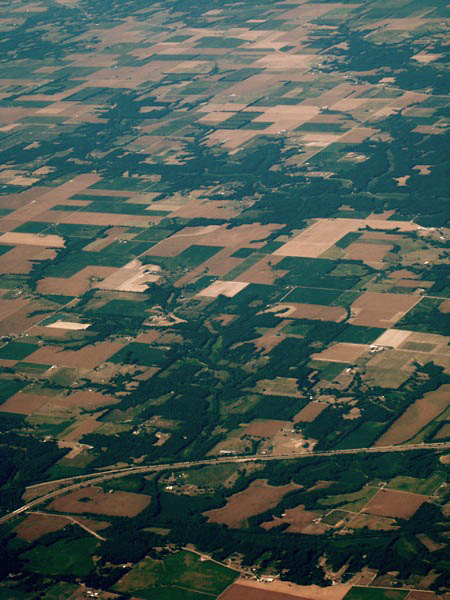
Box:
[344, 242, 392, 264]
[60, 416, 103, 442]
[242, 419, 291, 438]
[206, 129, 258, 150]
[389, 278, 434, 289]
[253, 323, 287, 354]
[224, 579, 351, 600]
[0, 305, 53, 336]
[0, 296, 30, 321]
[373, 329, 412, 348]
[198, 280, 249, 298]
[15, 513, 108, 542]
[0, 393, 53, 415]
[266, 303, 347, 322]
[273, 219, 362, 258]
[26, 341, 124, 369]
[434, 423, 450, 439]
[300, 133, 340, 146]
[37, 266, 117, 296]
[0, 231, 65, 247]
[96, 259, 161, 292]
[219, 582, 308, 600]
[167, 198, 241, 220]
[15, 513, 70, 542]
[261, 504, 321, 533]
[339, 127, 379, 143]
[294, 402, 327, 423]
[147, 222, 275, 258]
[46, 321, 91, 330]
[257, 377, 303, 398]
[375, 384, 450, 446]
[0, 246, 56, 276]
[49, 486, 151, 517]
[311, 343, 369, 363]
[236, 255, 287, 285]
[204, 479, 299, 528]
[440, 299, 450, 313]
[175, 249, 242, 286]
[64, 390, 118, 409]
[363, 489, 427, 519]
[37, 209, 158, 228]
[349, 292, 420, 327]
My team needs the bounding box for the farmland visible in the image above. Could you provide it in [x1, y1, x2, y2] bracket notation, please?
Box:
[0, 0, 449, 596]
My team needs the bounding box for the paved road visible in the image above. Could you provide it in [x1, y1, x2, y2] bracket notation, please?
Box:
[2, 441, 449, 525]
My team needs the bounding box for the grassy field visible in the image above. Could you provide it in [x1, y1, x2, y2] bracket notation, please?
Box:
[185, 463, 238, 489]
[21, 537, 97, 577]
[386, 472, 445, 495]
[318, 485, 379, 512]
[114, 550, 238, 597]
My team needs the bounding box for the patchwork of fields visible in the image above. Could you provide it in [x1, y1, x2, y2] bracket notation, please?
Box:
[0, 0, 449, 597]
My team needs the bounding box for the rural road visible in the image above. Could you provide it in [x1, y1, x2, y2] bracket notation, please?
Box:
[1, 441, 449, 525]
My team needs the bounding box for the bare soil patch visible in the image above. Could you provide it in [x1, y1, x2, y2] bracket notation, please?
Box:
[261, 504, 321, 533]
[15, 513, 70, 542]
[47, 321, 90, 330]
[0, 232, 65, 247]
[219, 583, 310, 600]
[363, 489, 427, 519]
[375, 384, 450, 446]
[198, 280, 249, 298]
[439, 299, 450, 313]
[242, 419, 291, 438]
[253, 322, 288, 354]
[204, 479, 299, 528]
[0, 393, 52, 415]
[413, 165, 431, 175]
[225, 579, 351, 600]
[49, 486, 150, 517]
[15, 512, 108, 542]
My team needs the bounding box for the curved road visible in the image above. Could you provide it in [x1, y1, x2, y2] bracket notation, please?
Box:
[1, 441, 449, 525]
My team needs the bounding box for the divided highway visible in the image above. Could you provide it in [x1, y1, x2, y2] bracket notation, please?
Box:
[1, 441, 449, 525]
